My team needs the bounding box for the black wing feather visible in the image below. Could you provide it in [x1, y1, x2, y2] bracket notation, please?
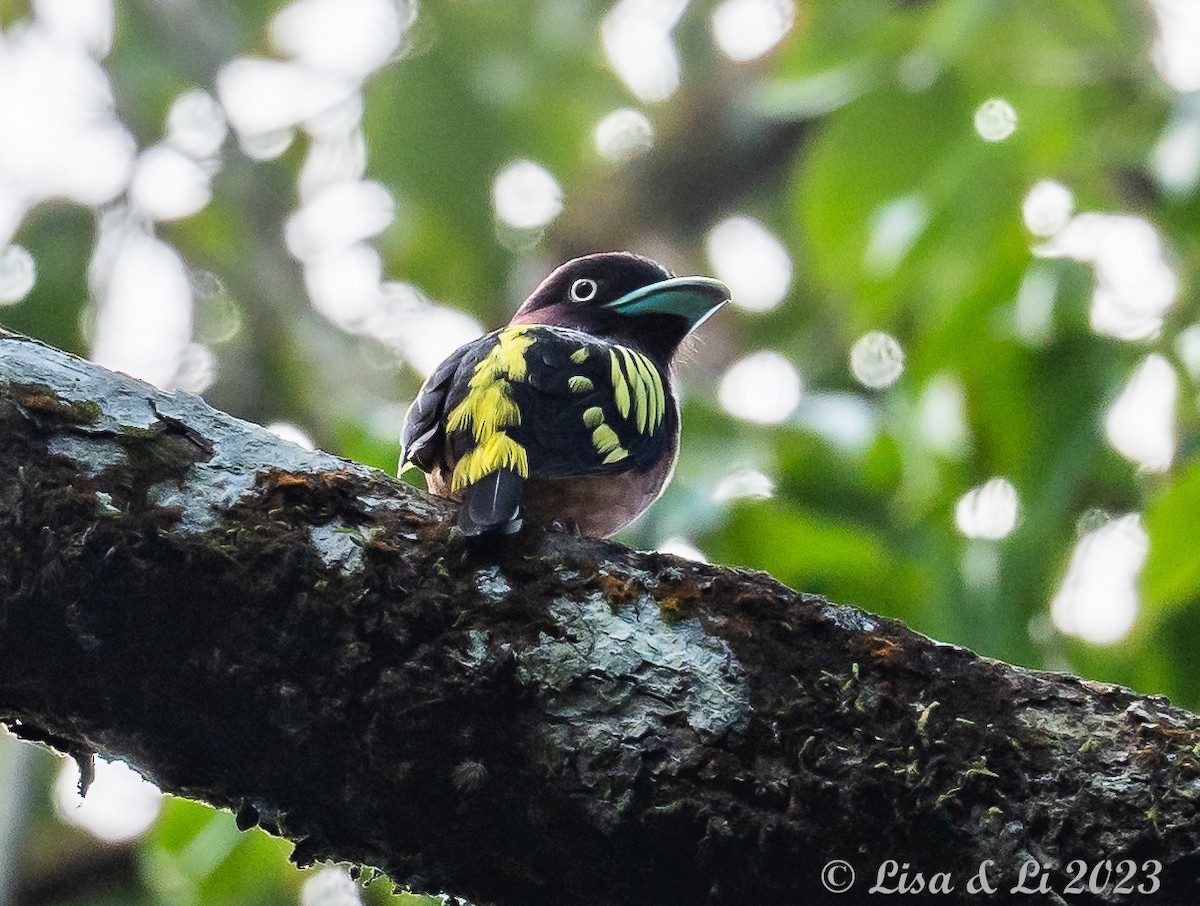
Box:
[510, 327, 672, 479]
[458, 467, 525, 536]
[399, 343, 473, 471]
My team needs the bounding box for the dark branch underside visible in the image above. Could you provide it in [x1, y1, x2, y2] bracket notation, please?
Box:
[2, 331, 1199, 906]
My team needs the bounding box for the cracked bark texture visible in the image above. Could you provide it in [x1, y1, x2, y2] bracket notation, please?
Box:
[2, 330, 1200, 906]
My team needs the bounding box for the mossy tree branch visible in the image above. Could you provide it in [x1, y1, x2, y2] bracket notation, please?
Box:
[2, 330, 1199, 905]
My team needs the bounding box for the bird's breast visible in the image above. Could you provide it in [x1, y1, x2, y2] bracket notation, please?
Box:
[522, 440, 678, 537]
[424, 435, 678, 538]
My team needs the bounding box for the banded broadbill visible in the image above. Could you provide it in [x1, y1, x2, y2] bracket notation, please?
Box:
[399, 252, 728, 537]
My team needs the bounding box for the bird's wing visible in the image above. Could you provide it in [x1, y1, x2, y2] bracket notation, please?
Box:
[436, 327, 535, 535]
[418, 325, 673, 535]
[509, 327, 674, 480]
[398, 341, 475, 472]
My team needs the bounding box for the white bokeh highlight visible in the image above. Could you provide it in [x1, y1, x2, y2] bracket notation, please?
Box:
[266, 421, 317, 450]
[850, 331, 905, 389]
[0, 244, 37, 305]
[89, 221, 195, 389]
[2, 0, 452, 401]
[367, 282, 485, 378]
[270, 0, 409, 78]
[32, 0, 114, 58]
[864, 195, 929, 277]
[1012, 265, 1057, 346]
[166, 89, 228, 160]
[1036, 213, 1178, 341]
[955, 478, 1019, 540]
[960, 539, 1001, 590]
[129, 145, 213, 222]
[216, 0, 408, 152]
[0, 12, 136, 244]
[239, 127, 297, 162]
[1104, 353, 1178, 473]
[795, 392, 879, 454]
[217, 59, 359, 139]
[304, 243, 386, 330]
[0, 1, 231, 396]
[1153, 110, 1200, 196]
[172, 343, 218, 394]
[658, 536, 708, 562]
[594, 108, 654, 163]
[218, 0, 415, 354]
[974, 98, 1018, 142]
[705, 216, 792, 311]
[1051, 514, 1148, 645]
[298, 129, 369, 199]
[1148, 0, 1200, 92]
[302, 866, 364, 906]
[719, 351, 803, 424]
[1022, 180, 1074, 238]
[1174, 323, 1200, 383]
[711, 0, 795, 62]
[55, 756, 162, 844]
[897, 52, 939, 93]
[713, 468, 775, 502]
[285, 180, 395, 261]
[918, 373, 969, 457]
[492, 160, 564, 230]
[602, 0, 687, 103]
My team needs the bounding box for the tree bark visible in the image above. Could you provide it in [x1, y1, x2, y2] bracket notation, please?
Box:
[1, 330, 1198, 906]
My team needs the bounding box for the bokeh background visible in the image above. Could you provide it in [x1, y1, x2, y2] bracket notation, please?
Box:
[1, 0, 1198, 902]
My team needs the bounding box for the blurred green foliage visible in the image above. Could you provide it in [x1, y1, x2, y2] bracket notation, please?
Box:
[2, 0, 1198, 902]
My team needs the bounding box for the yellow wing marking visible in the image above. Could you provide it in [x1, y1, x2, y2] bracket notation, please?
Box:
[446, 383, 518, 438]
[451, 433, 529, 490]
[610, 350, 631, 419]
[592, 424, 621, 454]
[445, 327, 534, 492]
[570, 347, 589, 364]
[609, 347, 664, 435]
[637, 352, 664, 431]
[568, 375, 594, 393]
[619, 348, 649, 434]
[647, 357, 665, 430]
[582, 406, 605, 428]
[592, 424, 628, 462]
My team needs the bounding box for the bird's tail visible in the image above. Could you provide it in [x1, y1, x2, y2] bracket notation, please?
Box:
[458, 468, 525, 536]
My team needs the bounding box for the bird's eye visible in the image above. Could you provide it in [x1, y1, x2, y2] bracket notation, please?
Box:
[569, 278, 599, 303]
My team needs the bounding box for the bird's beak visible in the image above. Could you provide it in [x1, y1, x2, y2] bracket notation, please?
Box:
[602, 276, 730, 331]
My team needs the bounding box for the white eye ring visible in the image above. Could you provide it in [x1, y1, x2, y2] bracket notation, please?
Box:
[569, 278, 598, 303]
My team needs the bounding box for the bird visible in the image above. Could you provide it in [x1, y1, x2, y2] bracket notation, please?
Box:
[399, 252, 729, 538]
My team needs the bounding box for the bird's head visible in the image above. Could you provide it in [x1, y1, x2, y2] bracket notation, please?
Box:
[510, 252, 729, 363]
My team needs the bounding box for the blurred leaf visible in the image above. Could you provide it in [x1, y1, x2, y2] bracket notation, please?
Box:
[143, 798, 296, 906]
[1143, 456, 1200, 612]
[700, 499, 926, 613]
